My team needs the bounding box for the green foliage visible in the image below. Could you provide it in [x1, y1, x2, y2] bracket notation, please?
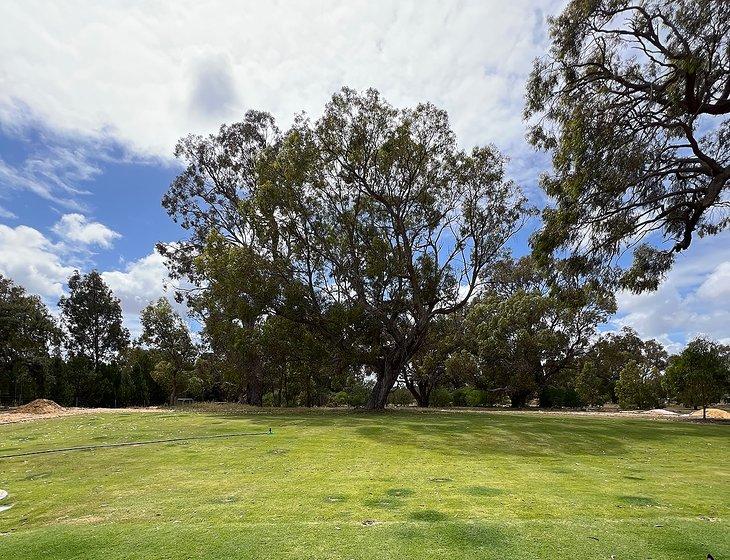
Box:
[329, 391, 350, 407]
[526, 0, 730, 290]
[403, 314, 466, 406]
[464, 256, 615, 407]
[161, 88, 528, 409]
[140, 298, 197, 405]
[449, 387, 497, 408]
[0, 274, 59, 405]
[665, 337, 730, 417]
[429, 387, 452, 407]
[538, 386, 581, 409]
[463, 388, 489, 408]
[584, 327, 668, 404]
[388, 387, 415, 407]
[58, 270, 129, 379]
[345, 383, 372, 408]
[615, 361, 664, 410]
[575, 360, 605, 407]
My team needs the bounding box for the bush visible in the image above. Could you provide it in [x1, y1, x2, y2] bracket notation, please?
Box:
[451, 387, 498, 407]
[346, 383, 372, 408]
[451, 387, 491, 407]
[575, 361, 606, 407]
[429, 387, 452, 407]
[388, 387, 415, 406]
[465, 388, 489, 407]
[329, 391, 349, 407]
[451, 387, 468, 407]
[616, 361, 663, 410]
[539, 387, 581, 408]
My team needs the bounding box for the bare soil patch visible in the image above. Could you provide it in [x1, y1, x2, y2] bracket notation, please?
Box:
[13, 399, 64, 414]
[0, 405, 166, 425]
[689, 408, 730, 420]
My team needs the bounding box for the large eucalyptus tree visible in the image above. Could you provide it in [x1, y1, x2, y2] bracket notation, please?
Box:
[161, 88, 527, 409]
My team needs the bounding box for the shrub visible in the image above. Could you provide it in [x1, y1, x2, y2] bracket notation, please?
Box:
[346, 383, 372, 408]
[575, 361, 606, 407]
[429, 387, 452, 407]
[465, 388, 489, 407]
[539, 387, 581, 408]
[388, 387, 415, 406]
[616, 361, 663, 410]
[329, 391, 349, 407]
[451, 387, 499, 407]
[451, 388, 468, 407]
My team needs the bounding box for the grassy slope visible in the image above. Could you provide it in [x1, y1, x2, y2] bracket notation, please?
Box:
[0, 409, 727, 559]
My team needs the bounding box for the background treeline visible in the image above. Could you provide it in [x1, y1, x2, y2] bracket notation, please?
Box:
[2, 268, 728, 413]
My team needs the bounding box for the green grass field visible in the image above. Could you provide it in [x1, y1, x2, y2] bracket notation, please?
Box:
[0, 408, 727, 559]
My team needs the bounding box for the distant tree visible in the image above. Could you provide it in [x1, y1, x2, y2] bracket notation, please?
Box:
[59, 270, 129, 372]
[526, 0, 730, 291]
[615, 360, 664, 410]
[268, 89, 528, 409]
[0, 274, 59, 404]
[584, 327, 668, 402]
[140, 298, 197, 405]
[119, 346, 165, 406]
[575, 360, 605, 407]
[665, 337, 730, 418]
[161, 88, 528, 409]
[466, 256, 615, 407]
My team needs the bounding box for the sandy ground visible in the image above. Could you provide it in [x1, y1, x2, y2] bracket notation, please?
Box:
[0, 405, 166, 425]
[2, 402, 727, 425]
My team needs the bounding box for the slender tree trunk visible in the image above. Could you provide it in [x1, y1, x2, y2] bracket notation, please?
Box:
[170, 373, 177, 406]
[703, 404, 707, 420]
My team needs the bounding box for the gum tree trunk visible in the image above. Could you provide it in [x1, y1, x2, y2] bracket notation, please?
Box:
[366, 363, 401, 410]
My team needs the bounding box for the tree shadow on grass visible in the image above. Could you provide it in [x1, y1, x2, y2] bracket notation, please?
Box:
[203, 408, 729, 460]
[396, 519, 505, 552]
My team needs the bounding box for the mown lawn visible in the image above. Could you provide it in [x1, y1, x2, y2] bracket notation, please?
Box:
[0, 408, 727, 559]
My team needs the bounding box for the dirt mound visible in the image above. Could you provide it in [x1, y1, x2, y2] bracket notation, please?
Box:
[689, 408, 730, 420]
[644, 408, 679, 416]
[12, 399, 64, 415]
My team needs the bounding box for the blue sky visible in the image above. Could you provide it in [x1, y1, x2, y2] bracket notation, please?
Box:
[1, 0, 728, 348]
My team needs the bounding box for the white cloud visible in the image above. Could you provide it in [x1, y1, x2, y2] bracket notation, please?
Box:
[0, 143, 101, 209]
[0, 204, 17, 219]
[0, 221, 185, 336]
[696, 262, 730, 300]
[52, 213, 120, 248]
[0, 1, 561, 161]
[610, 231, 730, 350]
[102, 252, 171, 316]
[0, 223, 75, 298]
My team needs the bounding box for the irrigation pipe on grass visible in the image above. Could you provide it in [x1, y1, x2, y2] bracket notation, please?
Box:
[0, 429, 273, 459]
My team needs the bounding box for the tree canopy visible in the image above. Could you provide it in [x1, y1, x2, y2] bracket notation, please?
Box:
[161, 88, 528, 408]
[463, 255, 616, 407]
[526, 0, 730, 291]
[665, 336, 729, 417]
[140, 298, 197, 405]
[0, 274, 59, 404]
[58, 270, 129, 372]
